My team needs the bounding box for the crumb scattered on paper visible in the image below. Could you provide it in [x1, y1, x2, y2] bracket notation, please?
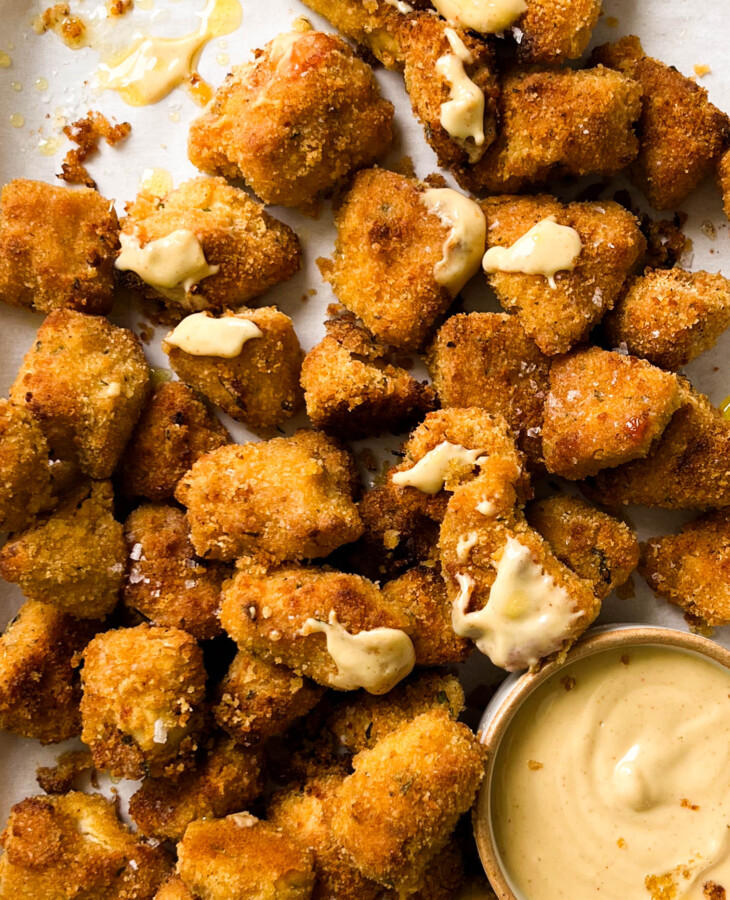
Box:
[58, 111, 131, 189]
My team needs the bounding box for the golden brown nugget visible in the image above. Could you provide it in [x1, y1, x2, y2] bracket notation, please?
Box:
[515, 0, 602, 66]
[10, 309, 150, 479]
[542, 347, 681, 480]
[0, 179, 119, 315]
[123, 505, 227, 640]
[0, 601, 97, 744]
[426, 313, 550, 469]
[0, 480, 125, 619]
[718, 147, 730, 221]
[526, 495, 639, 601]
[214, 651, 324, 747]
[80, 624, 207, 780]
[177, 815, 315, 900]
[118, 381, 230, 502]
[406, 838, 465, 900]
[163, 307, 304, 430]
[454, 66, 642, 195]
[0, 399, 54, 533]
[592, 36, 730, 210]
[118, 176, 301, 313]
[176, 431, 362, 563]
[329, 708, 485, 894]
[640, 511, 730, 627]
[481, 195, 646, 356]
[156, 876, 195, 900]
[129, 734, 264, 842]
[301, 315, 436, 439]
[188, 26, 394, 209]
[321, 168, 486, 350]
[602, 268, 730, 371]
[0, 791, 171, 900]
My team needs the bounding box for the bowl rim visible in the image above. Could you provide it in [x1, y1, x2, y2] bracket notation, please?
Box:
[472, 623, 730, 900]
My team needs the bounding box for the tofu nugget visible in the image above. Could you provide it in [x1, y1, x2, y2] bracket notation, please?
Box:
[0, 399, 54, 533]
[481, 196, 646, 356]
[301, 314, 436, 439]
[156, 876, 195, 900]
[10, 309, 150, 479]
[117, 176, 301, 314]
[592, 36, 730, 210]
[0, 179, 119, 315]
[188, 25, 394, 209]
[163, 307, 304, 430]
[321, 168, 486, 350]
[0, 480, 125, 619]
[176, 431, 362, 563]
[542, 347, 682, 480]
[640, 511, 730, 627]
[0, 791, 171, 900]
[329, 708, 485, 895]
[80, 624, 207, 780]
[515, 0, 601, 66]
[602, 268, 730, 370]
[718, 147, 730, 222]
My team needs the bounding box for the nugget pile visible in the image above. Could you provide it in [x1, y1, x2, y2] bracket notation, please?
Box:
[1, 1, 730, 897]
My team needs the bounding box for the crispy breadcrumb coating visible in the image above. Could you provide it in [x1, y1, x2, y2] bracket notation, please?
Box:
[36, 749, 94, 794]
[155, 876, 195, 900]
[0, 399, 54, 533]
[188, 28, 394, 209]
[718, 147, 730, 222]
[515, 0, 601, 66]
[59, 111, 131, 190]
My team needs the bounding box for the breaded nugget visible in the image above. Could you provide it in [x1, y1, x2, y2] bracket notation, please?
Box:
[0, 791, 171, 900]
[526, 495, 639, 600]
[0, 179, 119, 315]
[454, 66, 641, 195]
[321, 168, 486, 350]
[301, 315, 436, 439]
[213, 651, 324, 746]
[0, 399, 54, 532]
[640, 511, 730, 627]
[515, 0, 601, 66]
[155, 876, 195, 900]
[188, 26, 394, 209]
[329, 708, 485, 894]
[163, 307, 304, 430]
[123, 505, 227, 640]
[719, 148, 730, 222]
[542, 347, 681, 480]
[129, 734, 264, 842]
[0, 601, 97, 743]
[176, 814, 315, 900]
[10, 309, 150, 479]
[80, 624, 207, 780]
[118, 381, 230, 502]
[602, 268, 730, 370]
[481, 196, 646, 356]
[426, 313, 550, 469]
[118, 176, 301, 313]
[592, 36, 730, 210]
[408, 838, 466, 900]
[0, 480, 125, 619]
[176, 431, 362, 563]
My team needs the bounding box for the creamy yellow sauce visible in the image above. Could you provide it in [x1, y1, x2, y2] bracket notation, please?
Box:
[421, 189, 487, 296]
[432, 0, 527, 34]
[482, 216, 583, 288]
[164, 313, 262, 357]
[391, 440, 485, 494]
[436, 31, 485, 162]
[491, 646, 730, 900]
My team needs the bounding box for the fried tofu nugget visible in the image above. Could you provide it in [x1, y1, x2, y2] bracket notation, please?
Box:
[481, 196, 646, 356]
[176, 814, 315, 900]
[515, 0, 601, 66]
[213, 651, 324, 746]
[640, 511, 730, 627]
[155, 876, 194, 900]
[602, 268, 730, 371]
[542, 347, 682, 480]
[0, 480, 125, 619]
[0, 399, 54, 532]
[0, 601, 97, 743]
[592, 36, 730, 210]
[10, 310, 150, 479]
[454, 66, 641, 195]
[321, 168, 486, 350]
[123, 505, 227, 640]
[188, 25, 394, 209]
[718, 148, 730, 222]
[301, 315, 436, 439]
[118, 381, 230, 502]
[0, 179, 119, 315]
[163, 307, 304, 430]
[176, 432, 362, 563]
[0, 791, 171, 900]
[129, 734, 264, 842]
[80, 624, 207, 780]
[118, 176, 301, 313]
[329, 708, 485, 895]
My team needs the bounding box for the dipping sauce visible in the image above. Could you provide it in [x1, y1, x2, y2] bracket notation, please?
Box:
[491, 646, 730, 900]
